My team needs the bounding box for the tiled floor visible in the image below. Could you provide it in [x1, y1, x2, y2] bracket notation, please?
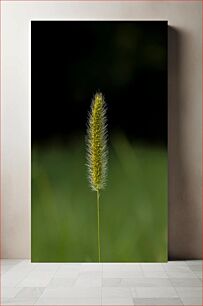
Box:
[1, 260, 202, 305]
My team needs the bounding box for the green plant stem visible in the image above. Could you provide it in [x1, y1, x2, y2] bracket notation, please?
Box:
[97, 190, 101, 262]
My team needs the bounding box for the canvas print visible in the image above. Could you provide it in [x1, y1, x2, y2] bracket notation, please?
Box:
[31, 21, 168, 262]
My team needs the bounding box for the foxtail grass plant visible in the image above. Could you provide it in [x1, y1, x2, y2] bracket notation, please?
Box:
[86, 92, 108, 262]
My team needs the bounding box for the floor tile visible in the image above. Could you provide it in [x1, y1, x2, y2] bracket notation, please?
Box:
[164, 265, 192, 272]
[2, 287, 22, 299]
[75, 270, 102, 287]
[1, 299, 10, 305]
[180, 296, 202, 305]
[163, 261, 187, 266]
[2, 262, 35, 286]
[1, 265, 15, 274]
[134, 287, 178, 298]
[140, 263, 165, 272]
[103, 270, 143, 278]
[56, 263, 81, 271]
[133, 297, 183, 305]
[79, 270, 102, 278]
[57, 263, 82, 268]
[167, 271, 197, 278]
[15, 287, 45, 298]
[35, 297, 101, 305]
[3, 297, 38, 305]
[186, 260, 202, 266]
[75, 278, 102, 287]
[175, 287, 202, 298]
[41, 287, 101, 298]
[1, 259, 23, 265]
[121, 277, 172, 287]
[189, 264, 202, 272]
[102, 278, 122, 287]
[170, 277, 202, 287]
[103, 263, 142, 272]
[102, 297, 133, 305]
[194, 271, 202, 279]
[54, 266, 80, 278]
[47, 277, 76, 288]
[102, 287, 131, 298]
[143, 271, 168, 278]
[81, 263, 102, 272]
[32, 263, 59, 272]
[1, 260, 202, 306]
[17, 271, 55, 287]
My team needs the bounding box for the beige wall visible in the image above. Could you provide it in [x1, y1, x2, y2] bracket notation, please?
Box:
[1, 1, 202, 259]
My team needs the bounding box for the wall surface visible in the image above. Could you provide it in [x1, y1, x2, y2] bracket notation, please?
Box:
[1, 1, 202, 259]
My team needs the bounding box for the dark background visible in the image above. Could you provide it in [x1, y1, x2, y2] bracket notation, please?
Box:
[31, 21, 167, 146]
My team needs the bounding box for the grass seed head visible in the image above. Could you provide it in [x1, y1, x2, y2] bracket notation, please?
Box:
[86, 92, 108, 191]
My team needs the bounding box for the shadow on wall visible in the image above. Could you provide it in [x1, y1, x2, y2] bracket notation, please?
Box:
[168, 26, 202, 260]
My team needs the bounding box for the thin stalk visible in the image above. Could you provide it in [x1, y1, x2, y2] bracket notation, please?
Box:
[97, 190, 101, 262]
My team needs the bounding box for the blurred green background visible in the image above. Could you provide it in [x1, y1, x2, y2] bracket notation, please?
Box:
[32, 134, 167, 262]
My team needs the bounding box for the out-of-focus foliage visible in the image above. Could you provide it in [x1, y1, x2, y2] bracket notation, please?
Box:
[32, 134, 167, 262]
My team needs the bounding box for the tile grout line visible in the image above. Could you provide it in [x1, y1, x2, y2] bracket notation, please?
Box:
[4, 260, 37, 289]
[33, 262, 60, 305]
[186, 260, 203, 281]
[165, 266, 184, 305]
[101, 263, 103, 306]
[163, 260, 202, 306]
